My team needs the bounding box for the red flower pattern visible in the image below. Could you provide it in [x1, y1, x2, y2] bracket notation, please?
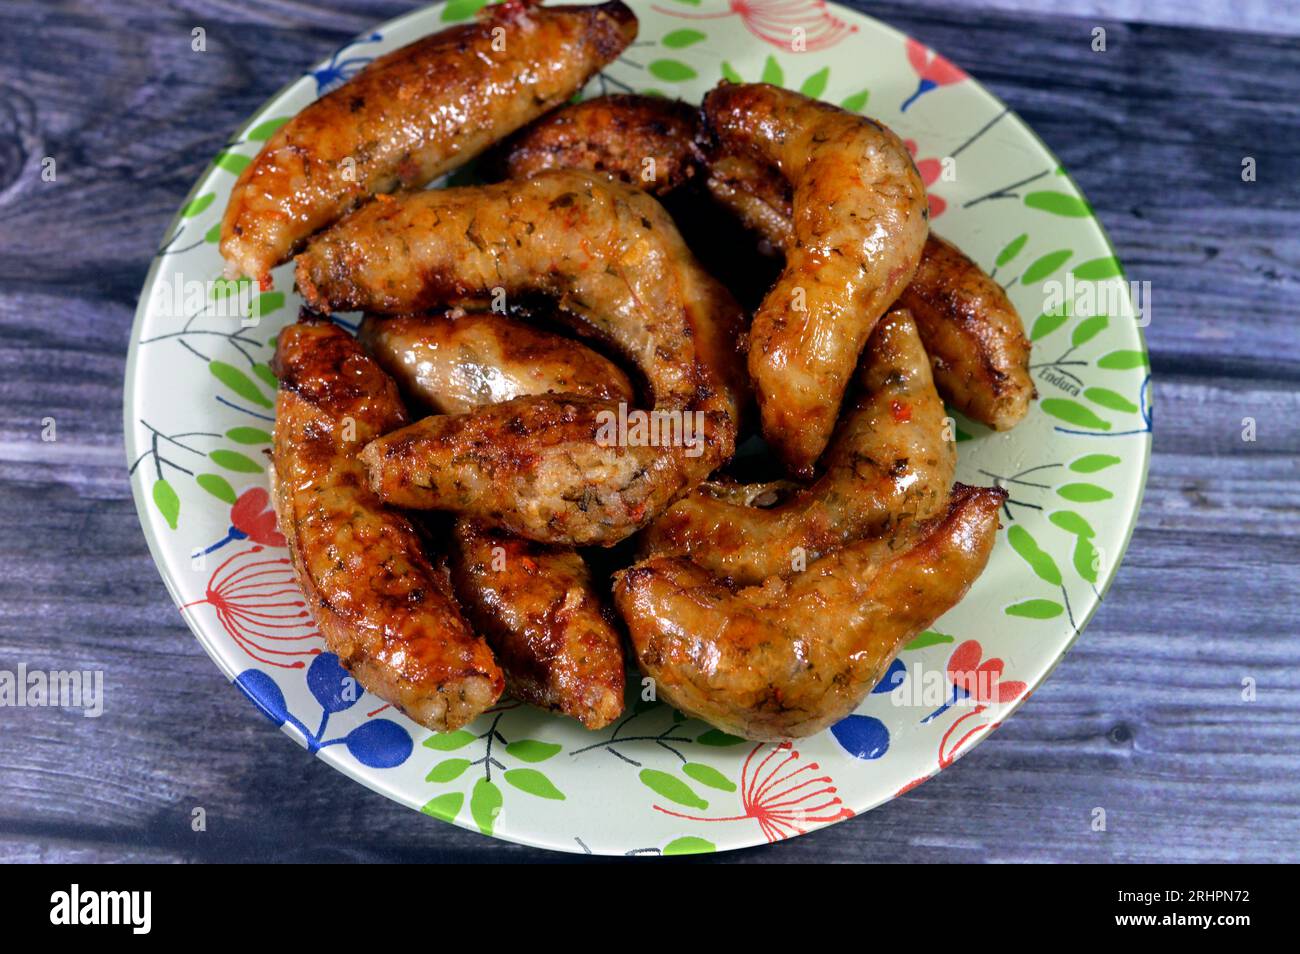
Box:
[897, 641, 1028, 794]
[938, 641, 1026, 768]
[901, 38, 967, 111]
[182, 545, 320, 668]
[947, 639, 1027, 705]
[653, 741, 853, 843]
[653, 1, 857, 53]
[230, 487, 285, 547]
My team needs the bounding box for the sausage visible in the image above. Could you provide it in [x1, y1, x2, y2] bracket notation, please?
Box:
[688, 478, 799, 509]
[614, 484, 1006, 740]
[270, 317, 503, 732]
[220, 0, 637, 285]
[360, 311, 627, 728]
[483, 93, 702, 196]
[482, 99, 751, 425]
[357, 394, 721, 546]
[358, 311, 634, 415]
[297, 170, 743, 545]
[640, 308, 954, 584]
[449, 521, 625, 729]
[705, 152, 1034, 430]
[704, 152, 793, 249]
[897, 235, 1035, 430]
[703, 82, 929, 477]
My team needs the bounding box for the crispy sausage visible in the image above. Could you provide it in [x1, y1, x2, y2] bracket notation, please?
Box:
[220, 0, 637, 285]
[703, 83, 929, 477]
[450, 521, 625, 728]
[704, 152, 793, 249]
[358, 393, 724, 546]
[897, 235, 1035, 430]
[705, 153, 1034, 430]
[615, 484, 1006, 740]
[297, 170, 743, 545]
[358, 311, 634, 415]
[270, 318, 503, 732]
[640, 308, 954, 584]
[360, 311, 627, 728]
[483, 93, 702, 196]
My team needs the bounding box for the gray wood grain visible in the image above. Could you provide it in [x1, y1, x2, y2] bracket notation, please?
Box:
[0, 0, 1297, 863]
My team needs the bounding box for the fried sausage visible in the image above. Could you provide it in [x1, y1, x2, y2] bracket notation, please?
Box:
[705, 152, 1034, 430]
[270, 317, 503, 732]
[897, 235, 1035, 430]
[297, 170, 743, 545]
[640, 308, 954, 584]
[704, 152, 793, 249]
[615, 484, 1006, 740]
[358, 311, 634, 415]
[703, 83, 929, 477]
[483, 93, 701, 196]
[689, 478, 799, 509]
[482, 101, 751, 422]
[358, 394, 724, 546]
[220, 0, 637, 285]
[450, 521, 625, 728]
[359, 311, 628, 727]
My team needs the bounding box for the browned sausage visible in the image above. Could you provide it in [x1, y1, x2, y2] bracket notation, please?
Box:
[449, 521, 625, 728]
[615, 484, 1006, 740]
[220, 0, 637, 285]
[640, 308, 954, 584]
[703, 83, 929, 477]
[482, 100, 751, 423]
[704, 152, 793, 249]
[705, 153, 1034, 430]
[270, 318, 503, 732]
[358, 393, 724, 546]
[358, 311, 634, 415]
[483, 93, 702, 195]
[897, 235, 1035, 430]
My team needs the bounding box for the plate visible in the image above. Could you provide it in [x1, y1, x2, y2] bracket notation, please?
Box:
[125, 0, 1151, 855]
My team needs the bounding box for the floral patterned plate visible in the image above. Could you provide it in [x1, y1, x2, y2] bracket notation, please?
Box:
[125, 0, 1151, 855]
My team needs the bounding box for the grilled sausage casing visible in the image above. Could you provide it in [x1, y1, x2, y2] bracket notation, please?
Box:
[704, 83, 929, 477]
[641, 308, 955, 585]
[616, 485, 1005, 740]
[220, 0, 637, 284]
[299, 171, 743, 545]
[898, 235, 1034, 430]
[271, 319, 503, 732]
[484, 102, 751, 420]
[484, 93, 701, 196]
[705, 150, 1034, 430]
[450, 521, 625, 728]
[359, 311, 634, 416]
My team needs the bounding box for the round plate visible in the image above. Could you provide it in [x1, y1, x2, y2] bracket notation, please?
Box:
[125, 0, 1151, 855]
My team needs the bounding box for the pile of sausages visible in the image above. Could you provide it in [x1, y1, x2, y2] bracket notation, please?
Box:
[222, 0, 1034, 741]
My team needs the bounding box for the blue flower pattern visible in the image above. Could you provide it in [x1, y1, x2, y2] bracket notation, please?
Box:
[236, 653, 413, 769]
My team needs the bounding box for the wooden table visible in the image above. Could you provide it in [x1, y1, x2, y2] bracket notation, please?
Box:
[1, 0, 1296, 863]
